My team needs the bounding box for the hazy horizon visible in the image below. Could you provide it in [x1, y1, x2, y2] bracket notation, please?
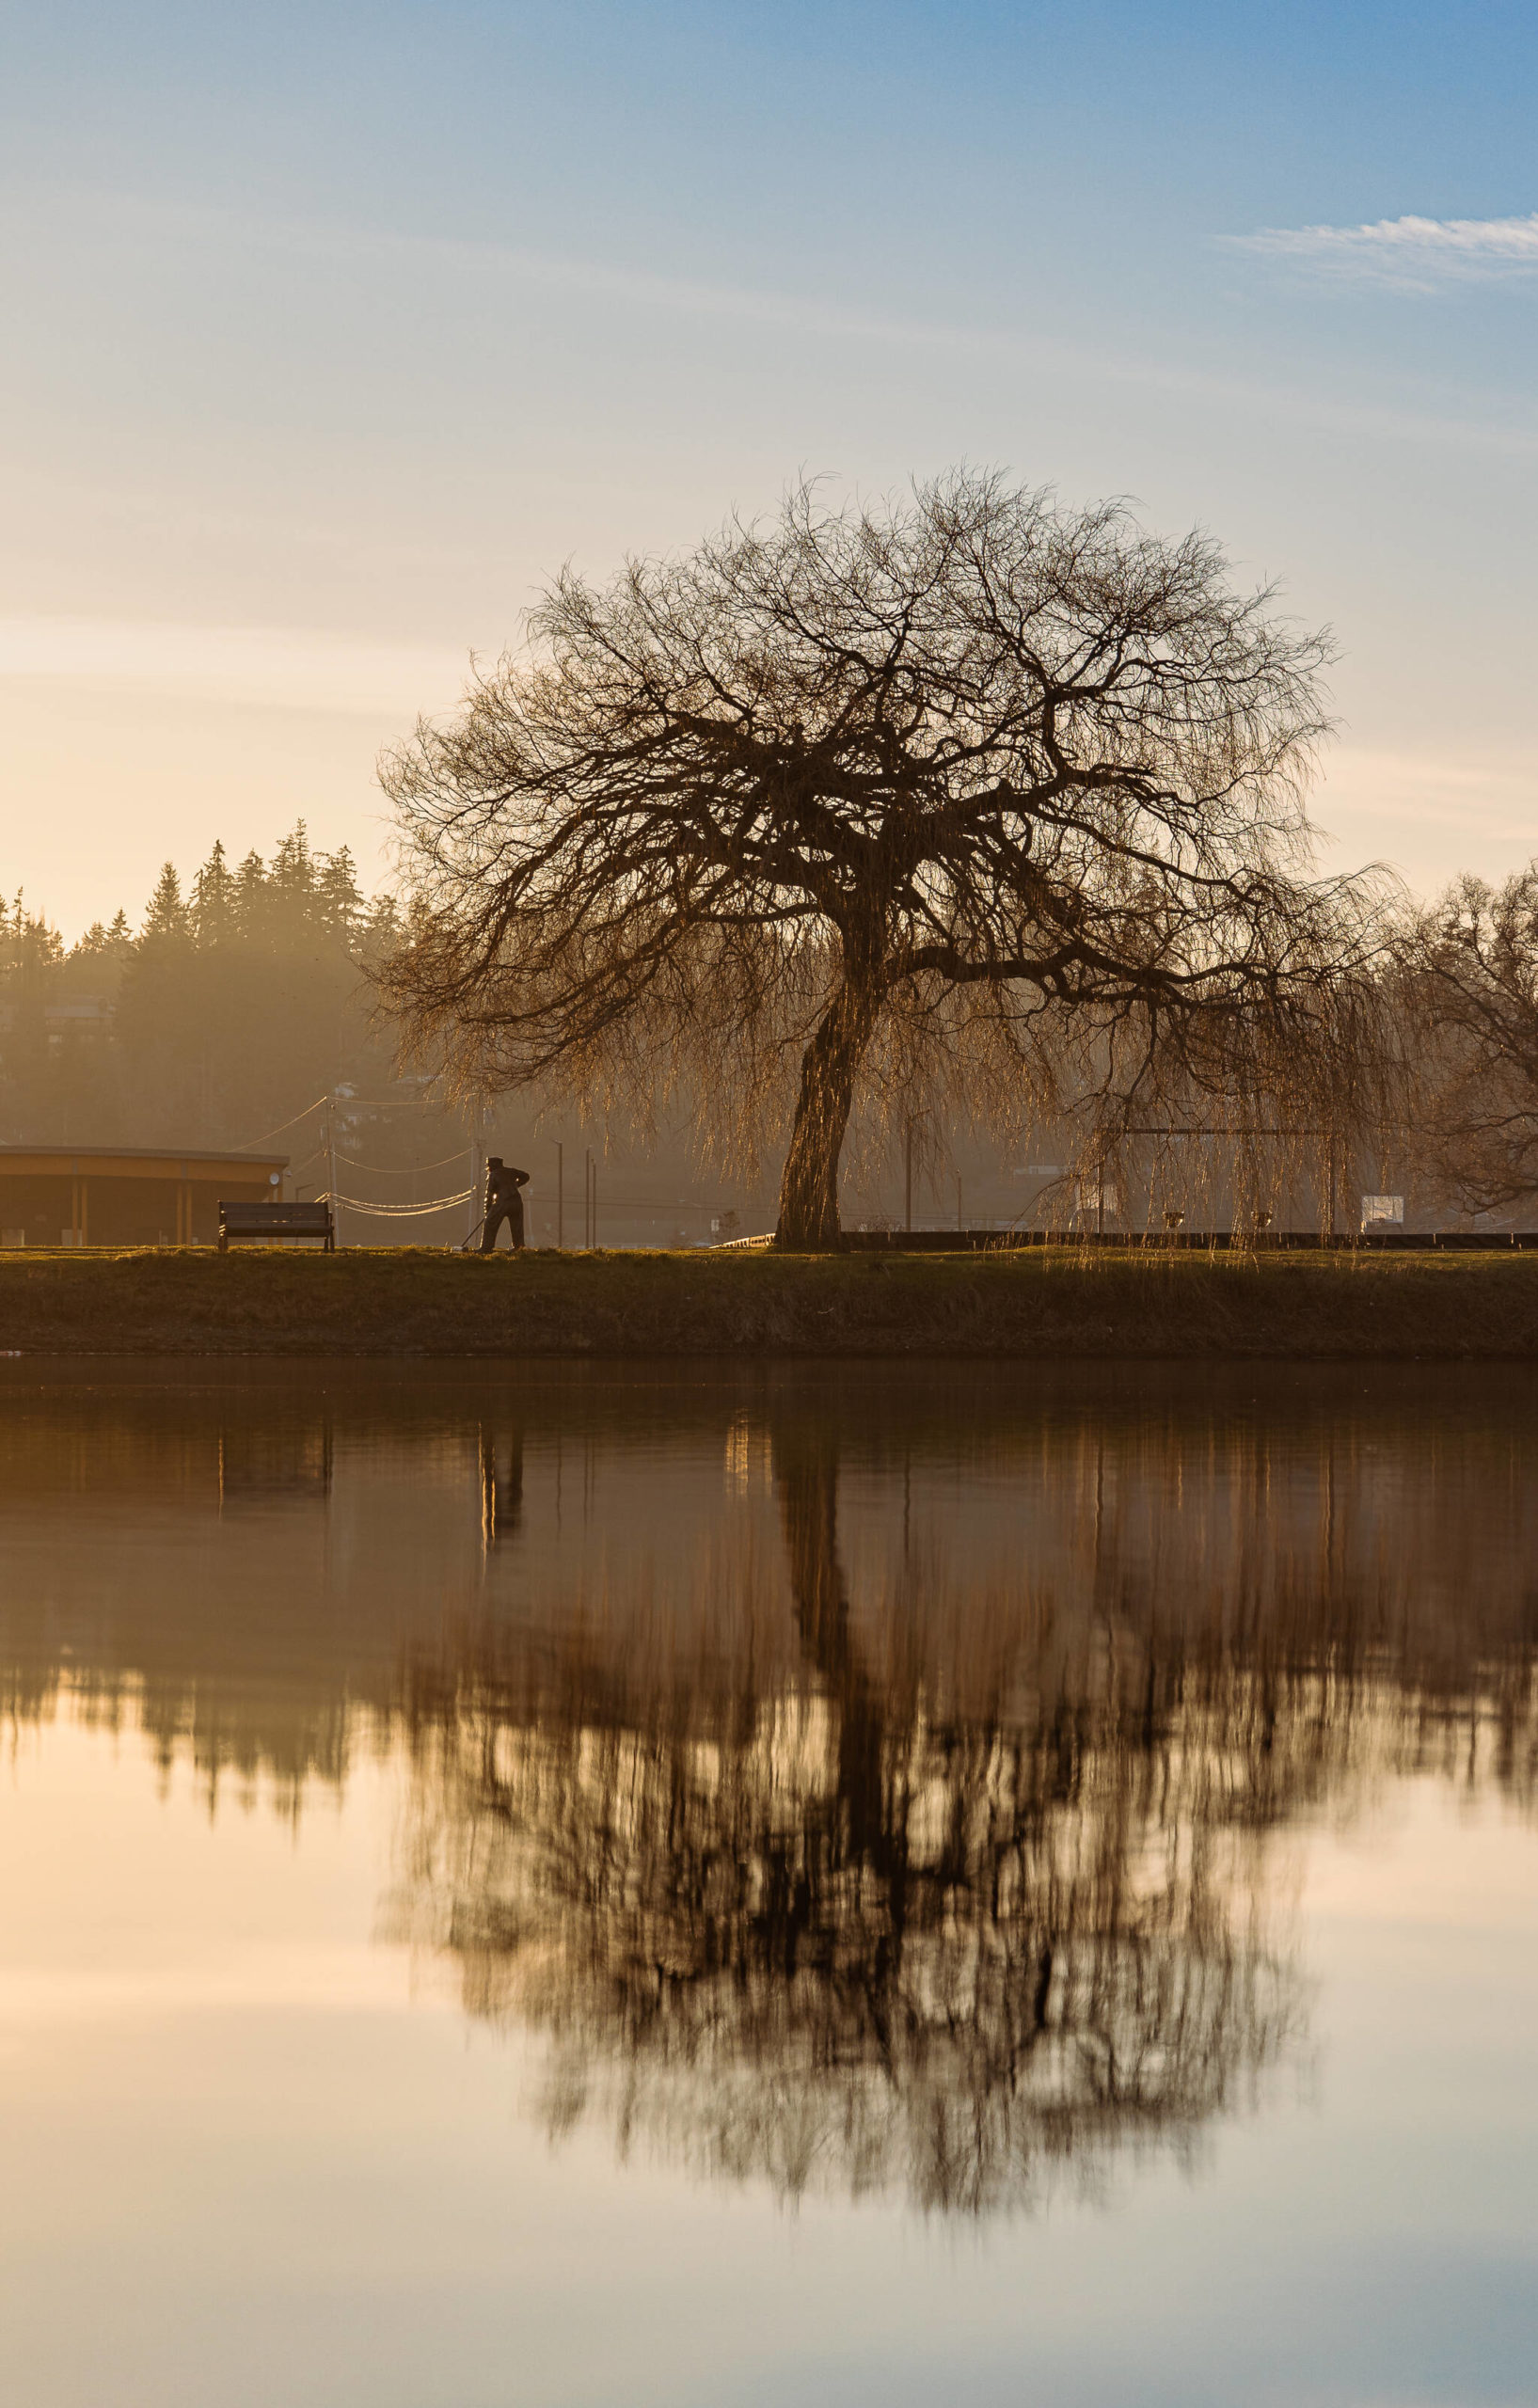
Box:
[7, 1, 1538, 937]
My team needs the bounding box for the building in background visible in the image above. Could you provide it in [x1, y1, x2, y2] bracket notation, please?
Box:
[0, 1145, 287, 1246]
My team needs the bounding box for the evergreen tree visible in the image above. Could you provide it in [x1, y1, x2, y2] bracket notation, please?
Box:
[318, 846, 364, 942]
[139, 863, 192, 945]
[0, 825, 411, 1150]
[0, 896, 103, 1140]
[233, 849, 268, 943]
[192, 841, 236, 947]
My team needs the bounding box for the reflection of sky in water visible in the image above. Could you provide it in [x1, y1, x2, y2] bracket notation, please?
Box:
[0, 1363, 1535, 2406]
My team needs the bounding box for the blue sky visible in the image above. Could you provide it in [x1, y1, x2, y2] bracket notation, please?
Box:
[5, 0, 1538, 928]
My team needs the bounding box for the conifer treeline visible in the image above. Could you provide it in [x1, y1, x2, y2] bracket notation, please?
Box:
[0, 826, 404, 1151]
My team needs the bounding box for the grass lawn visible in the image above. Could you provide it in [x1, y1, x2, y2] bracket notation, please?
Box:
[2, 1243, 1537, 1356]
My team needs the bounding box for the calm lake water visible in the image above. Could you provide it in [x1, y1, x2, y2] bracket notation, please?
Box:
[1, 1358, 1535, 2407]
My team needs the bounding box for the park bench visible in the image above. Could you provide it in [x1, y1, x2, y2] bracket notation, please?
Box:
[217, 1200, 335, 1252]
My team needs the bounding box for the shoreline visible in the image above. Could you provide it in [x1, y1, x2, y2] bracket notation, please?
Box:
[4, 1245, 1538, 1358]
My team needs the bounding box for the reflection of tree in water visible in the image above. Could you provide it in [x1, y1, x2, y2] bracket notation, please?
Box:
[7, 1368, 1534, 2210]
[388, 1422, 1308, 2214]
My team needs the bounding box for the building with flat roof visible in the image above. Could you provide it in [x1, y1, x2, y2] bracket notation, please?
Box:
[0, 1146, 289, 1247]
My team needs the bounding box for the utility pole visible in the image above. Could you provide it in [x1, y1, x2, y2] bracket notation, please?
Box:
[325, 1096, 340, 1250]
[556, 1140, 563, 1249]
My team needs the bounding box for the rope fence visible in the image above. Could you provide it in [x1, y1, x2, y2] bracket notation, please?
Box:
[234, 1096, 741, 1237]
[317, 1188, 475, 1217]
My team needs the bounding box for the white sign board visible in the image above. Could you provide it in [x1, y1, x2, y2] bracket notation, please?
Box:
[1360, 1194, 1403, 1226]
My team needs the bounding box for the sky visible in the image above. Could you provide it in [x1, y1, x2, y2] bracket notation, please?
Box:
[4, 0, 1538, 936]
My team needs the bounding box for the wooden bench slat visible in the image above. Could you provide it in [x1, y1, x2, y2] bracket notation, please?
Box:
[217, 1200, 335, 1251]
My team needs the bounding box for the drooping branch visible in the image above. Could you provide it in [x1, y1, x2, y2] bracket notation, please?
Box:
[378, 469, 1397, 1245]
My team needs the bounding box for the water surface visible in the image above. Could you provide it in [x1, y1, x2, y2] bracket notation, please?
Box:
[2, 1360, 1535, 2405]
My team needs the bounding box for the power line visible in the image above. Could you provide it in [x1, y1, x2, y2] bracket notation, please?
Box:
[232, 1095, 328, 1151]
[333, 1149, 470, 1177]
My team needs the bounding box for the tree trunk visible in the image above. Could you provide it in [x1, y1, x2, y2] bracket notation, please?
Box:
[774, 1426, 895, 1890]
[775, 965, 883, 1250]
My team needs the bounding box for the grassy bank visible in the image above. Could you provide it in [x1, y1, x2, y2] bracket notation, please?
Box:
[3, 1244, 1538, 1357]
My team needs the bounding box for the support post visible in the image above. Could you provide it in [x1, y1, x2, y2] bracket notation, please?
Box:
[326, 1100, 340, 1250]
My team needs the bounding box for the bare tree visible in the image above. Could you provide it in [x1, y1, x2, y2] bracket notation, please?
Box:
[380, 471, 1390, 1248]
[1402, 867, 1538, 1213]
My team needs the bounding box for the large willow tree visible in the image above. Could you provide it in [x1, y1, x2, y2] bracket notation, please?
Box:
[381, 471, 1387, 1247]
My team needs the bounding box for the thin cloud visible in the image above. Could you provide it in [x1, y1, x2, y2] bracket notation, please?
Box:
[0, 617, 469, 716]
[12, 182, 1538, 457]
[1230, 210, 1538, 289]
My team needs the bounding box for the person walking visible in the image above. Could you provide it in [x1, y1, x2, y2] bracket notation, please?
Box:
[479, 1157, 530, 1251]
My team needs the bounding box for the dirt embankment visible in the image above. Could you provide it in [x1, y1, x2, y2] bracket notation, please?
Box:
[2, 1244, 1538, 1357]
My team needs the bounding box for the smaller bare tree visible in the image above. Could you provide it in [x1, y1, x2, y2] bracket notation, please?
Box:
[1402, 866, 1538, 1213]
